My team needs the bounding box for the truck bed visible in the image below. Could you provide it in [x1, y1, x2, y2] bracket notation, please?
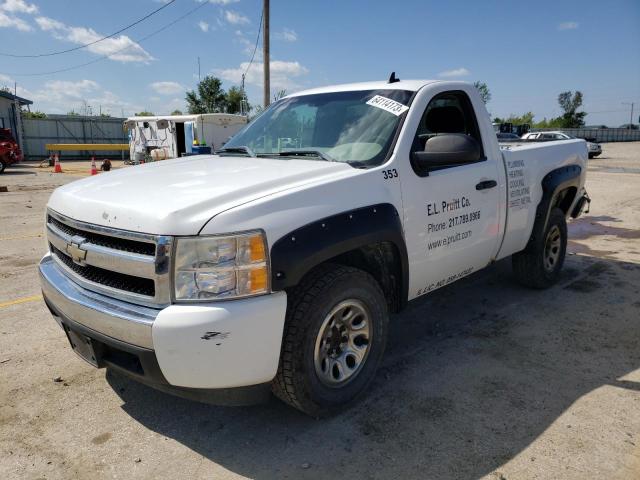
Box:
[497, 139, 588, 259]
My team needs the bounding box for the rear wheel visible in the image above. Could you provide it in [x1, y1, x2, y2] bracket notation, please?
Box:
[273, 264, 388, 417]
[0, 159, 6, 174]
[512, 207, 567, 289]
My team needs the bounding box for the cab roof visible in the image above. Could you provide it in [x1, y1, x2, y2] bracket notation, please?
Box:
[288, 79, 445, 98]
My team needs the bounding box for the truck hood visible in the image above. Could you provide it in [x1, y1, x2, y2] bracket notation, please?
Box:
[47, 155, 357, 235]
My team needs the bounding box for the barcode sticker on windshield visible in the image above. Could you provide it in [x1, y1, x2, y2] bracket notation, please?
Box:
[366, 95, 409, 116]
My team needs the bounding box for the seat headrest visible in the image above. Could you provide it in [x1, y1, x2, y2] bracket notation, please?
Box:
[425, 106, 465, 134]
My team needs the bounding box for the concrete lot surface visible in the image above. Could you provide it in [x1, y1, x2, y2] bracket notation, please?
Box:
[1, 144, 639, 479]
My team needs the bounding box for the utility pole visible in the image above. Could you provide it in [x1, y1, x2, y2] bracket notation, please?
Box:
[263, 0, 270, 108]
[622, 102, 634, 128]
[198, 57, 201, 82]
[241, 73, 246, 116]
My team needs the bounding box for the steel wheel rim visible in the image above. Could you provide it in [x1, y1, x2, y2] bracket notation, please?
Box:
[313, 299, 372, 387]
[544, 225, 562, 272]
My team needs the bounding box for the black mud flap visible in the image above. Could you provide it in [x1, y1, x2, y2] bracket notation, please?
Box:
[571, 191, 591, 218]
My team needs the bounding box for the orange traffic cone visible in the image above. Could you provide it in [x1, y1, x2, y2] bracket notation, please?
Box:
[90, 157, 98, 175]
[53, 154, 62, 173]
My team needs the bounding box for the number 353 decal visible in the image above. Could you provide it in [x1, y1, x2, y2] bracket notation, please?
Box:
[382, 168, 398, 180]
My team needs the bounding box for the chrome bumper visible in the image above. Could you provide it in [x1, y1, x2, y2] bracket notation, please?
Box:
[39, 254, 159, 348]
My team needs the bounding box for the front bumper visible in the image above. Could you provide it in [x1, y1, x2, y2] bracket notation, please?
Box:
[39, 254, 288, 405]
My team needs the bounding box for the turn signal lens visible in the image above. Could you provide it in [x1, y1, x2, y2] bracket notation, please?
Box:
[237, 234, 267, 264]
[250, 266, 268, 292]
[249, 235, 266, 263]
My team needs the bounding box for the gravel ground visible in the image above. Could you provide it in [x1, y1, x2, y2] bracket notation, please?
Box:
[1, 143, 639, 480]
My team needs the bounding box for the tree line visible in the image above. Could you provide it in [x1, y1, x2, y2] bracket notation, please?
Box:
[473, 81, 587, 128]
[130, 76, 250, 117]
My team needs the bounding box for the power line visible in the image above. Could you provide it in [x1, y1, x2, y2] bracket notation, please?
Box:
[0, 0, 176, 58]
[6, 2, 208, 77]
[243, 8, 264, 79]
[240, 8, 263, 115]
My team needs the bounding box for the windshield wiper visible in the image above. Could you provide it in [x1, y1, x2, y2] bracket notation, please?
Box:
[277, 150, 335, 162]
[215, 146, 256, 157]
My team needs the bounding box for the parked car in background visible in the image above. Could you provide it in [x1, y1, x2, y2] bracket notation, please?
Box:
[0, 128, 23, 173]
[522, 131, 602, 158]
[496, 132, 520, 142]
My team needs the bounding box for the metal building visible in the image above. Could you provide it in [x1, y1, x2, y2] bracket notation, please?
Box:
[0, 90, 32, 149]
[22, 114, 129, 160]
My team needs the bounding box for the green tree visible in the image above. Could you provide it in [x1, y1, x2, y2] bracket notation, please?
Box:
[66, 110, 80, 116]
[225, 86, 246, 114]
[22, 110, 47, 119]
[248, 90, 289, 120]
[494, 112, 535, 126]
[273, 89, 287, 102]
[557, 91, 586, 127]
[186, 76, 227, 114]
[135, 111, 154, 116]
[508, 112, 535, 125]
[473, 81, 491, 105]
[534, 116, 564, 129]
[170, 109, 183, 115]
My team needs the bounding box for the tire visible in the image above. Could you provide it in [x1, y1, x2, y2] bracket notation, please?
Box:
[588, 153, 594, 159]
[0, 160, 6, 174]
[273, 263, 388, 417]
[512, 207, 567, 289]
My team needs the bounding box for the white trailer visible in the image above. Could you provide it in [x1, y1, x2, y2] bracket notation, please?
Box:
[124, 113, 247, 162]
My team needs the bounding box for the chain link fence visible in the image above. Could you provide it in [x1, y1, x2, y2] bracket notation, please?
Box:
[529, 127, 640, 143]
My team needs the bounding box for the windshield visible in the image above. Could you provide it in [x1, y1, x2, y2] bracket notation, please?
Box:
[223, 89, 414, 167]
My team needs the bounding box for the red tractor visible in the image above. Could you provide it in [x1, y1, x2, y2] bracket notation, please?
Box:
[0, 128, 23, 174]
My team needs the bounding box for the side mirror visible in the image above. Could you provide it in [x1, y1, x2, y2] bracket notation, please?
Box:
[412, 133, 482, 172]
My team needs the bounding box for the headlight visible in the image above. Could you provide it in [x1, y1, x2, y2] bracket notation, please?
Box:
[173, 231, 269, 301]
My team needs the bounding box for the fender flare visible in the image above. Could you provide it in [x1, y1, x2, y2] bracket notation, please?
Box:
[270, 203, 409, 308]
[528, 164, 582, 245]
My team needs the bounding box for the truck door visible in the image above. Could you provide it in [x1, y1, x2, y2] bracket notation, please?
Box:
[401, 89, 502, 299]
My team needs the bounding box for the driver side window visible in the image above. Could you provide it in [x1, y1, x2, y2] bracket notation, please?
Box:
[414, 91, 484, 157]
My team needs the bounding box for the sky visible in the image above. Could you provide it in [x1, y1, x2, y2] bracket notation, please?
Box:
[0, 0, 638, 126]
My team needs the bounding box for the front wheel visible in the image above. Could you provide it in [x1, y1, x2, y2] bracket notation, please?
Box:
[273, 264, 388, 417]
[512, 207, 567, 289]
[0, 159, 6, 174]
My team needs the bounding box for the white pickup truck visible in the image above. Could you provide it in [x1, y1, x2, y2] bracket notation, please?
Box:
[40, 77, 590, 416]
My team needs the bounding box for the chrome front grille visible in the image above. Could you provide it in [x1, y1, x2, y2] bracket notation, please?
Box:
[46, 209, 172, 307]
[48, 214, 156, 255]
[51, 245, 156, 297]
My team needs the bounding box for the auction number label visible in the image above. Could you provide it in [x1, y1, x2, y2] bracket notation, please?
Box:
[366, 95, 410, 116]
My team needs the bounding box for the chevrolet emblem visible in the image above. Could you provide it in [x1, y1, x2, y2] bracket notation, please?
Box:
[66, 242, 87, 264]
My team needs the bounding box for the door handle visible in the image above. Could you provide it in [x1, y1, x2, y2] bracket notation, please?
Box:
[476, 180, 497, 190]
